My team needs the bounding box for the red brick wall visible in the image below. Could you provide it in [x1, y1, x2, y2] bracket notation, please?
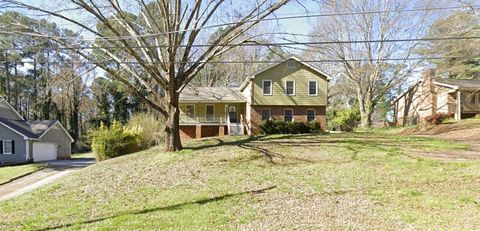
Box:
[180, 125, 196, 139]
[250, 105, 327, 134]
[180, 125, 227, 140]
[201, 125, 219, 138]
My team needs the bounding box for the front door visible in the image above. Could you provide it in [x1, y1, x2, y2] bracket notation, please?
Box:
[228, 105, 237, 123]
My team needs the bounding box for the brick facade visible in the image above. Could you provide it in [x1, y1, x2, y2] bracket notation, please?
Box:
[180, 125, 228, 140]
[250, 105, 327, 134]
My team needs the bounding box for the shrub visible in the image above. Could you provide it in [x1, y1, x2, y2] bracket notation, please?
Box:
[308, 121, 323, 133]
[274, 121, 289, 134]
[332, 108, 361, 132]
[259, 120, 278, 134]
[424, 113, 452, 125]
[125, 112, 164, 148]
[91, 121, 143, 161]
[259, 120, 324, 134]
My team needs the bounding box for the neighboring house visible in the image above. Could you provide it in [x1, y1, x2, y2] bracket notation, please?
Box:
[0, 97, 73, 163]
[393, 70, 480, 125]
[179, 57, 331, 139]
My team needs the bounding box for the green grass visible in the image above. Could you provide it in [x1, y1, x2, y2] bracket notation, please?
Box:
[0, 132, 479, 230]
[0, 163, 46, 185]
[71, 152, 94, 159]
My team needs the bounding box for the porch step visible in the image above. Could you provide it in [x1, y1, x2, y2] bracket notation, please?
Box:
[229, 123, 243, 135]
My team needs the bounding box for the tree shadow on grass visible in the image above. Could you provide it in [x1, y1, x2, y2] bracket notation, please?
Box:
[36, 185, 276, 231]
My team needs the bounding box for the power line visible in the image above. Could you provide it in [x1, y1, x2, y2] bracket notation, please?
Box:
[0, 57, 467, 64]
[2, 4, 477, 41]
[1, 36, 479, 51]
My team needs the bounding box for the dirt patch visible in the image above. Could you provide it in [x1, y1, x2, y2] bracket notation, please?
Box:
[398, 121, 480, 160]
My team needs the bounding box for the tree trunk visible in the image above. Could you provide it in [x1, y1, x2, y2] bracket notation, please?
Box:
[358, 95, 373, 128]
[164, 97, 182, 152]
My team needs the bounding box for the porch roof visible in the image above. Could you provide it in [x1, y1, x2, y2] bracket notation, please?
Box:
[180, 87, 246, 103]
[434, 79, 480, 90]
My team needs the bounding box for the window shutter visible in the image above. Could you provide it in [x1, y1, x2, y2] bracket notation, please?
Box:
[11, 140, 15, 154]
[0, 140, 3, 154]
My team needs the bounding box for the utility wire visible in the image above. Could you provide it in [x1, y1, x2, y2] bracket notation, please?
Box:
[1, 36, 479, 51]
[1, 4, 477, 41]
[0, 57, 467, 64]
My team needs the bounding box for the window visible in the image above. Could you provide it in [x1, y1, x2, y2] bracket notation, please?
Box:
[261, 109, 271, 121]
[206, 105, 215, 122]
[262, 80, 272, 95]
[287, 60, 296, 69]
[308, 80, 318, 96]
[285, 81, 295, 95]
[284, 109, 293, 122]
[185, 104, 195, 120]
[3, 140, 13, 155]
[307, 109, 315, 122]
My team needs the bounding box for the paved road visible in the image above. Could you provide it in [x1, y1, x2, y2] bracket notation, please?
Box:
[0, 158, 95, 201]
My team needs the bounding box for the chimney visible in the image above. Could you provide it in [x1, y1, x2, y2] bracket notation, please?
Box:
[423, 69, 437, 114]
[423, 69, 435, 87]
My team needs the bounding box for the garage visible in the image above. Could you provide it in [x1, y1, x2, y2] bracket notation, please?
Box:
[32, 142, 58, 162]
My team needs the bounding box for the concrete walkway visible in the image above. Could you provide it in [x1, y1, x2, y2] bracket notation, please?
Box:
[0, 158, 94, 201]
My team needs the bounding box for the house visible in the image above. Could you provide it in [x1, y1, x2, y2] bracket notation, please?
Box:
[0, 97, 73, 164]
[179, 57, 331, 139]
[392, 70, 480, 125]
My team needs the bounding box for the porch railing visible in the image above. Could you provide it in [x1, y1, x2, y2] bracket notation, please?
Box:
[180, 115, 227, 124]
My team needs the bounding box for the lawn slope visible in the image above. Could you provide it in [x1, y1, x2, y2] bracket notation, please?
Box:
[0, 133, 479, 230]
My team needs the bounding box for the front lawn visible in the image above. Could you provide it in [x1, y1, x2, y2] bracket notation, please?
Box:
[0, 163, 46, 185]
[0, 132, 479, 230]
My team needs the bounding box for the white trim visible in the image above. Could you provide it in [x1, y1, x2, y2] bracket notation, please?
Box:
[308, 80, 318, 96]
[26, 140, 30, 160]
[284, 108, 294, 122]
[239, 56, 333, 91]
[185, 104, 196, 121]
[433, 81, 459, 90]
[3, 140, 13, 155]
[284, 80, 296, 96]
[261, 108, 272, 121]
[0, 97, 24, 120]
[205, 104, 215, 122]
[39, 121, 74, 143]
[307, 108, 316, 122]
[0, 121, 30, 139]
[262, 80, 273, 96]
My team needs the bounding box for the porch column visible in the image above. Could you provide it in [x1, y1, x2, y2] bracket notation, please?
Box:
[195, 124, 202, 139]
[456, 90, 462, 121]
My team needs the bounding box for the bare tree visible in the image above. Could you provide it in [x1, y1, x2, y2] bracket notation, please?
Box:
[3, 0, 290, 151]
[308, 0, 436, 127]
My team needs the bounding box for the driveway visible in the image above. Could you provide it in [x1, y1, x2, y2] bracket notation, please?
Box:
[0, 158, 95, 201]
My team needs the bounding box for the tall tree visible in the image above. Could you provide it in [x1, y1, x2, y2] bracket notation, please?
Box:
[419, 12, 480, 79]
[4, 0, 291, 151]
[308, 0, 434, 128]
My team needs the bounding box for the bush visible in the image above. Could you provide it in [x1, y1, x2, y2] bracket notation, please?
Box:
[125, 112, 164, 149]
[424, 113, 452, 125]
[259, 120, 324, 135]
[91, 121, 143, 161]
[332, 108, 361, 132]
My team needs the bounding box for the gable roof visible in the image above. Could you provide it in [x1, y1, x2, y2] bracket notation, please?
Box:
[180, 87, 245, 102]
[0, 97, 24, 120]
[433, 79, 480, 90]
[0, 118, 57, 139]
[239, 56, 333, 91]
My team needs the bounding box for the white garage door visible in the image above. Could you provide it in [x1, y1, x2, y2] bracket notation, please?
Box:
[33, 142, 58, 162]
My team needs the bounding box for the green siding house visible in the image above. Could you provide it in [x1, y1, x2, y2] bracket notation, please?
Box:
[179, 57, 331, 139]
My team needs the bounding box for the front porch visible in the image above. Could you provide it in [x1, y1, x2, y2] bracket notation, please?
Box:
[178, 102, 246, 139]
[447, 90, 480, 120]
